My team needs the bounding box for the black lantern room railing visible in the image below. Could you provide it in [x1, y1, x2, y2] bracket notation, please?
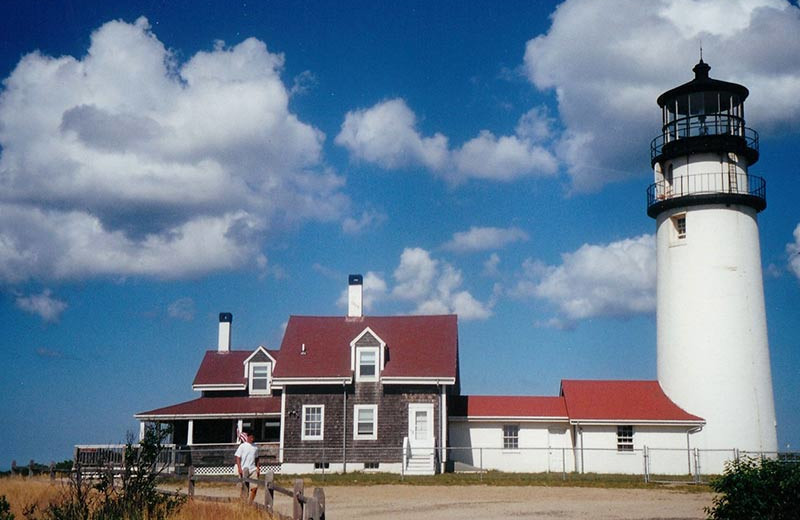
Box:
[646, 171, 766, 217]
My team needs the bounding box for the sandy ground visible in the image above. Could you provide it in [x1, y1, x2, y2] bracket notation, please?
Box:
[192, 483, 713, 520]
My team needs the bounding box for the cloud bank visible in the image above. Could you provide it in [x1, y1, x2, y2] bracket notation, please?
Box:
[514, 234, 656, 326]
[0, 17, 347, 282]
[336, 99, 558, 183]
[524, 0, 800, 191]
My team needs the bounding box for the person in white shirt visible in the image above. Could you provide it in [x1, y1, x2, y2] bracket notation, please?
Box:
[235, 431, 259, 502]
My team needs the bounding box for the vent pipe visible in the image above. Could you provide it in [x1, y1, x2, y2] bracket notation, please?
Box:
[347, 274, 363, 318]
[218, 312, 232, 352]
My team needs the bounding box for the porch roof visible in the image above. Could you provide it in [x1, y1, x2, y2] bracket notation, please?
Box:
[135, 396, 281, 419]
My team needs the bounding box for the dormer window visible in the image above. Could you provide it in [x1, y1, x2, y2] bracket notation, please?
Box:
[243, 346, 276, 396]
[249, 362, 271, 395]
[357, 348, 379, 382]
[350, 327, 386, 383]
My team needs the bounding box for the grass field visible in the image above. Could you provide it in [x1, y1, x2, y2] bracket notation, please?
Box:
[0, 476, 283, 520]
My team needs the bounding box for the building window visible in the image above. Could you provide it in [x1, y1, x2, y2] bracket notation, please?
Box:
[354, 404, 378, 440]
[617, 425, 634, 452]
[503, 424, 519, 450]
[302, 405, 324, 441]
[356, 348, 379, 381]
[313, 462, 329, 470]
[364, 462, 380, 470]
[249, 363, 271, 395]
[671, 214, 687, 241]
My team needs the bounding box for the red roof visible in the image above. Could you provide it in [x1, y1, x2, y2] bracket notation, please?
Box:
[272, 315, 458, 380]
[193, 349, 278, 387]
[450, 396, 567, 418]
[136, 396, 281, 418]
[560, 380, 704, 423]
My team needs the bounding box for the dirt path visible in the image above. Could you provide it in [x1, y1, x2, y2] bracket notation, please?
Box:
[194, 484, 713, 519]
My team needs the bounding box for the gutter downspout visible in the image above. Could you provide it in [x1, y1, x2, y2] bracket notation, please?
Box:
[577, 423, 584, 474]
[342, 382, 347, 474]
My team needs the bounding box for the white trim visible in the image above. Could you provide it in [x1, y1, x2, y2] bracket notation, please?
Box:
[192, 384, 246, 391]
[349, 327, 386, 372]
[355, 347, 380, 382]
[273, 377, 352, 385]
[279, 391, 286, 463]
[381, 377, 456, 385]
[242, 346, 277, 378]
[569, 418, 705, 425]
[135, 412, 281, 420]
[449, 416, 569, 423]
[248, 361, 272, 395]
[353, 404, 378, 440]
[301, 404, 325, 441]
[187, 420, 194, 446]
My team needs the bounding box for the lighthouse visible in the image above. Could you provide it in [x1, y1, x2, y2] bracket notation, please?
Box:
[648, 60, 778, 457]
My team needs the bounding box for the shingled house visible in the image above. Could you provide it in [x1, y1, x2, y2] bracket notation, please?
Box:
[136, 275, 705, 476]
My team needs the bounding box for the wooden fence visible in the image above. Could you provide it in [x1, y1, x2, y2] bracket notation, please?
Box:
[183, 467, 325, 520]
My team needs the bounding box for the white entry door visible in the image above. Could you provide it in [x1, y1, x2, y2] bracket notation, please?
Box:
[408, 403, 434, 447]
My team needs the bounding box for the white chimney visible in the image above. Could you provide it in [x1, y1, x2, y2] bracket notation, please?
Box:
[218, 312, 232, 352]
[347, 274, 363, 318]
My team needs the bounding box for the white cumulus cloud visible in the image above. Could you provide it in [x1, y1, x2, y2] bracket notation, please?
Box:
[392, 247, 492, 320]
[787, 223, 800, 280]
[167, 298, 196, 321]
[442, 226, 529, 253]
[0, 17, 347, 282]
[15, 289, 68, 322]
[336, 98, 558, 183]
[514, 234, 656, 324]
[523, 0, 800, 192]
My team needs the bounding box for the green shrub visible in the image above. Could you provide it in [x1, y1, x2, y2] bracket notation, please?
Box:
[0, 495, 14, 520]
[706, 456, 800, 519]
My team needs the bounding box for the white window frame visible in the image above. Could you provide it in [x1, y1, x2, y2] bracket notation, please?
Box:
[302, 405, 324, 441]
[356, 347, 380, 382]
[617, 425, 634, 452]
[502, 424, 519, 450]
[670, 213, 687, 244]
[248, 362, 271, 395]
[353, 404, 378, 440]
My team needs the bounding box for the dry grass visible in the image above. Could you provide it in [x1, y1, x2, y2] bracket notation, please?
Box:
[0, 476, 285, 520]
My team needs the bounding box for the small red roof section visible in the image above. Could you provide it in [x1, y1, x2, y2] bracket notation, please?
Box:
[272, 315, 458, 380]
[193, 349, 278, 387]
[561, 380, 704, 423]
[136, 396, 281, 418]
[450, 396, 567, 418]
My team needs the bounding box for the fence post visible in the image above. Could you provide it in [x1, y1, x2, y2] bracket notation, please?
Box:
[28, 459, 35, 477]
[314, 487, 325, 520]
[293, 479, 304, 520]
[643, 446, 649, 483]
[50, 461, 55, 482]
[10, 460, 16, 476]
[240, 470, 248, 501]
[263, 471, 274, 513]
[694, 448, 701, 483]
[562, 448, 566, 481]
[187, 466, 195, 497]
[479, 448, 483, 482]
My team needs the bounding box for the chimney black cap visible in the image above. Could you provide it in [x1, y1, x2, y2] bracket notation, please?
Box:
[349, 274, 363, 285]
[219, 312, 233, 323]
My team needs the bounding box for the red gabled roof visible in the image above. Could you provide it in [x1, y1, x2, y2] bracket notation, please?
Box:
[450, 395, 567, 418]
[560, 380, 704, 423]
[136, 396, 281, 418]
[272, 315, 458, 380]
[193, 348, 279, 387]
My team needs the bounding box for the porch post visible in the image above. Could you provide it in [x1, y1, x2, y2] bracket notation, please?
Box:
[139, 421, 146, 442]
[187, 420, 194, 446]
[237, 419, 243, 438]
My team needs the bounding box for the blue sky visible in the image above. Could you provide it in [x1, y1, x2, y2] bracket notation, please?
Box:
[1, 0, 799, 468]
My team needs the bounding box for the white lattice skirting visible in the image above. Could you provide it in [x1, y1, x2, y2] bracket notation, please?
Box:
[191, 464, 282, 476]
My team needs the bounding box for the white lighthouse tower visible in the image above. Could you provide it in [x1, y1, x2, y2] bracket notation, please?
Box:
[648, 60, 778, 460]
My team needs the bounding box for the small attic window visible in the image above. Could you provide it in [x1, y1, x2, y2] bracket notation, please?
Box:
[356, 348, 379, 382]
[249, 362, 271, 395]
